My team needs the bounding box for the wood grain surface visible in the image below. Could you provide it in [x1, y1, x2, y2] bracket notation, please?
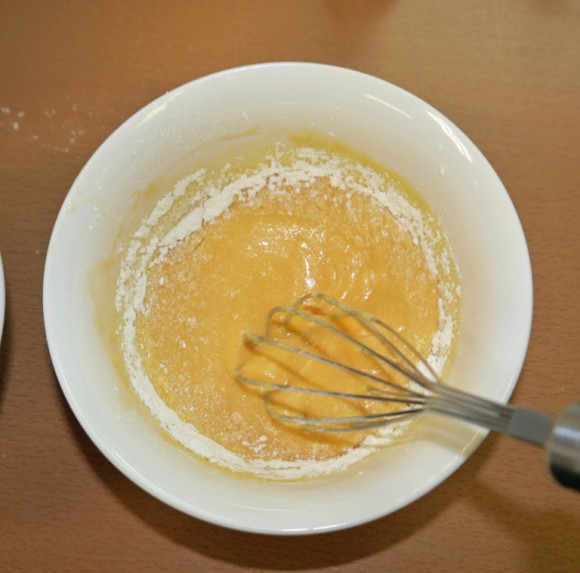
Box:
[1, 1, 579, 571]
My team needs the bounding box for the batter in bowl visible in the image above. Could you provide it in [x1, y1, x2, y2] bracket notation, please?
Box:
[115, 138, 461, 479]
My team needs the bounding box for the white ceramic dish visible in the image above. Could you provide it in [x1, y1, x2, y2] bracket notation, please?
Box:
[43, 63, 532, 535]
[0, 252, 4, 343]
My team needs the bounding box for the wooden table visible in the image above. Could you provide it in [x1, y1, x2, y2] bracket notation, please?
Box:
[1, 1, 579, 571]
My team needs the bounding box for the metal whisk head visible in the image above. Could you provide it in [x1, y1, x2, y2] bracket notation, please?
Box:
[235, 293, 580, 492]
[235, 292, 512, 433]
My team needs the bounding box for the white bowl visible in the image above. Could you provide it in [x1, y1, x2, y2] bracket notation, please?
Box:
[43, 63, 532, 534]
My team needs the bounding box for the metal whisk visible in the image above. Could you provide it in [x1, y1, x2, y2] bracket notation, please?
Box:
[235, 293, 580, 491]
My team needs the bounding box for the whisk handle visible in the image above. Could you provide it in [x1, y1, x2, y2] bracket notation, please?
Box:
[505, 404, 580, 491]
[547, 402, 580, 492]
[507, 407, 554, 446]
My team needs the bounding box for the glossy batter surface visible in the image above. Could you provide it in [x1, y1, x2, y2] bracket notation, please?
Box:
[135, 179, 446, 462]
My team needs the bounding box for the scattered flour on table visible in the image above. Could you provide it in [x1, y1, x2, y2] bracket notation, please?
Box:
[0, 103, 89, 152]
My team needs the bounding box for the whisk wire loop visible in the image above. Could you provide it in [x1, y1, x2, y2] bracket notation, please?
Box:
[235, 292, 580, 491]
[236, 292, 516, 434]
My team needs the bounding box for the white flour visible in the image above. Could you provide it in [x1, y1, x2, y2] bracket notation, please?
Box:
[115, 145, 459, 480]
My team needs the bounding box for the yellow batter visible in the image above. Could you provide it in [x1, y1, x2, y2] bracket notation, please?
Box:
[126, 145, 460, 466]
